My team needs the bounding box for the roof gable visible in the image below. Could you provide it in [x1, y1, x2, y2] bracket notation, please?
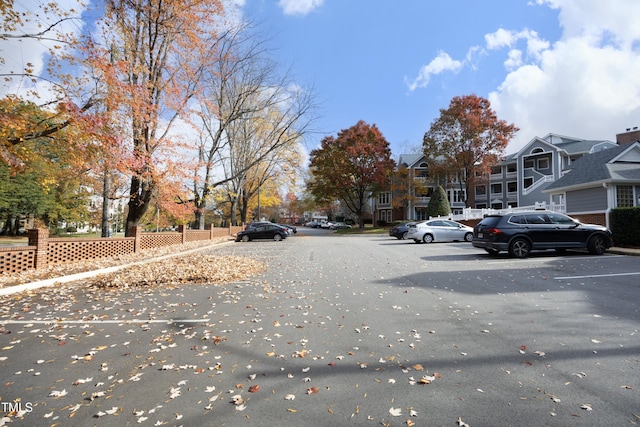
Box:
[398, 154, 425, 168]
[545, 142, 640, 191]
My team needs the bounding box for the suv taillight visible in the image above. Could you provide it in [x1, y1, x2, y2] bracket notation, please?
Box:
[485, 227, 503, 236]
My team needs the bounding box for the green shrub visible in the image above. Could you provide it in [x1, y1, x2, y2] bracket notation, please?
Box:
[427, 185, 451, 217]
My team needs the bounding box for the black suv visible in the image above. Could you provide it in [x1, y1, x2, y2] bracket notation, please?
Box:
[472, 211, 613, 258]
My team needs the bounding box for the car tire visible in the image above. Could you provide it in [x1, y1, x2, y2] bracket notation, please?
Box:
[274, 233, 282, 241]
[422, 234, 434, 244]
[464, 232, 473, 242]
[588, 234, 607, 255]
[241, 235, 250, 242]
[402, 231, 408, 240]
[509, 238, 531, 258]
[485, 248, 500, 255]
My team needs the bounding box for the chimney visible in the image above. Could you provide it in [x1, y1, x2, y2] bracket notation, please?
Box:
[616, 127, 640, 145]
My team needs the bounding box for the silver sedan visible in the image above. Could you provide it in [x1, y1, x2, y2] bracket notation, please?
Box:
[406, 219, 474, 243]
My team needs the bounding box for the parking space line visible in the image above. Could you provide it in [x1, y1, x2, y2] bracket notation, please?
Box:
[0, 319, 209, 325]
[555, 272, 640, 280]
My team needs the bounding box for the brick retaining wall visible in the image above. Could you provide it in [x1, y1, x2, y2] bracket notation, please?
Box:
[0, 224, 243, 274]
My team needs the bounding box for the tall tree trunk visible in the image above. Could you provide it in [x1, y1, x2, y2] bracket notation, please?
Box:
[230, 197, 239, 226]
[239, 191, 249, 223]
[124, 174, 153, 236]
[194, 208, 205, 230]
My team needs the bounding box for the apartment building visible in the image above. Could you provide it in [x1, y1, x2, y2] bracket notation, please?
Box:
[376, 130, 639, 224]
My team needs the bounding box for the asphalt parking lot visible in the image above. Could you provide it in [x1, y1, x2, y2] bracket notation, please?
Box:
[1, 229, 639, 426]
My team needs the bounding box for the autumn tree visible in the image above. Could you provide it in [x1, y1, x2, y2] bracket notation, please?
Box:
[1, 1, 96, 166]
[85, 0, 226, 236]
[391, 163, 431, 220]
[423, 94, 518, 207]
[188, 20, 315, 228]
[0, 110, 91, 234]
[308, 120, 396, 228]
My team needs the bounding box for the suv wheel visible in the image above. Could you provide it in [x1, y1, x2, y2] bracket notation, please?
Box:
[509, 238, 531, 258]
[588, 234, 606, 255]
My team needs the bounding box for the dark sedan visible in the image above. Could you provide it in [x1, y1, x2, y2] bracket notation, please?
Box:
[472, 211, 613, 258]
[235, 224, 288, 242]
[388, 222, 414, 240]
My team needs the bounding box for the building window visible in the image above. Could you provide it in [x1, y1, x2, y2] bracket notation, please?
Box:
[616, 185, 634, 207]
[379, 210, 392, 223]
[378, 192, 390, 205]
[524, 159, 534, 169]
[475, 185, 486, 196]
[448, 189, 466, 203]
[507, 163, 517, 173]
[507, 181, 517, 192]
[490, 166, 501, 175]
[537, 158, 550, 170]
[524, 177, 533, 188]
[490, 183, 502, 194]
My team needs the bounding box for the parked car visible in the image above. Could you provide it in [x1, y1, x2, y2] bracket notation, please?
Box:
[279, 224, 297, 234]
[389, 222, 415, 240]
[235, 224, 288, 242]
[320, 221, 333, 229]
[406, 219, 474, 243]
[305, 221, 322, 228]
[472, 211, 613, 258]
[330, 222, 351, 230]
[245, 221, 273, 230]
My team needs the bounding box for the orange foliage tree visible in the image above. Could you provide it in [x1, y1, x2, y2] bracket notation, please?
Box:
[308, 120, 396, 228]
[422, 94, 518, 207]
[86, 0, 225, 235]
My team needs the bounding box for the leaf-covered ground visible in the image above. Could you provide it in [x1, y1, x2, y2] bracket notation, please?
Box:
[0, 239, 246, 289]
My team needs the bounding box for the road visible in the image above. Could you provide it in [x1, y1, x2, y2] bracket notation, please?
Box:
[1, 228, 639, 426]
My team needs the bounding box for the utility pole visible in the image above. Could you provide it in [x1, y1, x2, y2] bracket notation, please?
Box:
[100, 45, 116, 238]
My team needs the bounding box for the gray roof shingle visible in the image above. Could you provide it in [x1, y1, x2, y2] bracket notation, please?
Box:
[546, 142, 640, 190]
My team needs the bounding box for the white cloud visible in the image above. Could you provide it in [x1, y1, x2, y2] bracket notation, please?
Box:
[485, 28, 518, 50]
[278, 0, 324, 16]
[412, 1, 640, 153]
[504, 49, 523, 70]
[406, 51, 463, 92]
[491, 0, 640, 152]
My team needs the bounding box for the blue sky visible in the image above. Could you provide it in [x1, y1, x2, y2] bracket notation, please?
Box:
[237, 0, 640, 156]
[3, 0, 640, 159]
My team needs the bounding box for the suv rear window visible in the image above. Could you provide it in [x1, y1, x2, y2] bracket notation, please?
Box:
[477, 216, 502, 227]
